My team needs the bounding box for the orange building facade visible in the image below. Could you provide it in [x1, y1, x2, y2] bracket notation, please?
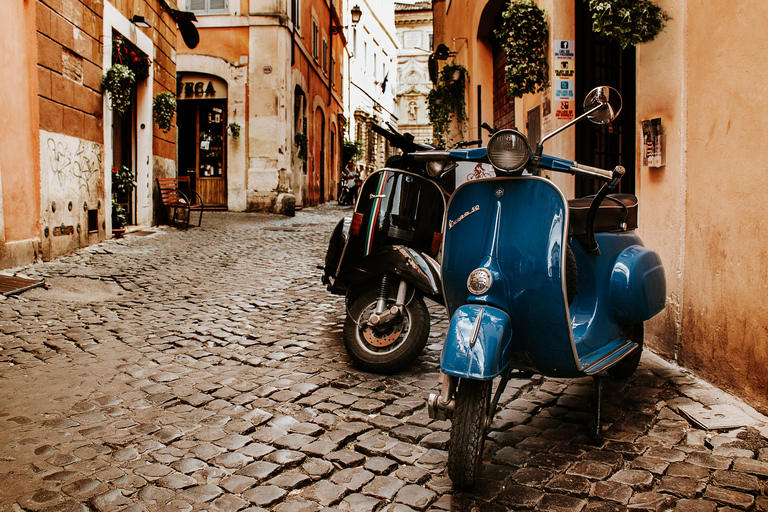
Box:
[435, 0, 768, 413]
[175, 0, 348, 211]
[0, 0, 179, 270]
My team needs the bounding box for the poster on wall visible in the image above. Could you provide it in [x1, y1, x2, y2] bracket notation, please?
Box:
[554, 40, 575, 121]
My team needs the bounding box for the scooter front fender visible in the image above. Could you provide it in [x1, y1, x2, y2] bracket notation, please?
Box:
[344, 245, 442, 300]
[441, 304, 513, 380]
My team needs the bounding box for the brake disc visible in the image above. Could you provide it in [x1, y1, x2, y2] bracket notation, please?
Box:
[360, 306, 406, 348]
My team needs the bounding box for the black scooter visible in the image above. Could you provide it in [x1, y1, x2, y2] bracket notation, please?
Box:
[323, 124, 487, 373]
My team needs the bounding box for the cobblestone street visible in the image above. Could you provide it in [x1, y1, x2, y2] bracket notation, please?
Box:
[1, 205, 768, 512]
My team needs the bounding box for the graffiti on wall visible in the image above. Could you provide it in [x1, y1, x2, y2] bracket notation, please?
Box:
[43, 131, 102, 196]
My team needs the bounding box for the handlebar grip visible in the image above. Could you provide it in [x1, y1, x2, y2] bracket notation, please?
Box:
[569, 162, 614, 181]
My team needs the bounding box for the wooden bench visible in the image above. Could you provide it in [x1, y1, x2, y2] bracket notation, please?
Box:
[156, 177, 204, 230]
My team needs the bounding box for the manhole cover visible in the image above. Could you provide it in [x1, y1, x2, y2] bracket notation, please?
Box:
[0, 274, 45, 296]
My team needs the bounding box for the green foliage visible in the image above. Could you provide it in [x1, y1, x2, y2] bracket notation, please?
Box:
[113, 35, 151, 81]
[294, 132, 308, 162]
[111, 165, 136, 196]
[494, 0, 549, 99]
[101, 64, 135, 116]
[426, 63, 468, 147]
[587, 0, 668, 49]
[342, 139, 363, 164]
[112, 199, 128, 229]
[152, 92, 177, 133]
[228, 122, 241, 139]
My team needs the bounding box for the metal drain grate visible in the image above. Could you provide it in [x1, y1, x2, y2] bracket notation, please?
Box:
[0, 275, 45, 296]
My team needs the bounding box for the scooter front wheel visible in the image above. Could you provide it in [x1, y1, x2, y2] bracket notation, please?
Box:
[343, 287, 429, 374]
[448, 378, 492, 488]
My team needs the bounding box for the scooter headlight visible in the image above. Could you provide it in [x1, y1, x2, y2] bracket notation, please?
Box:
[487, 129, 531, 174]
[426, 160, 445, 177]
[467, 268, 493, 295]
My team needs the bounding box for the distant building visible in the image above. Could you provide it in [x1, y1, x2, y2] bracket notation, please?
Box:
[343, 0, 399, 176]
[175, 0, 348, 210]
[395, 2, 433, 145]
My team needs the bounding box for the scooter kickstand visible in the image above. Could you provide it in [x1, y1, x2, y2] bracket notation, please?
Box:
[591, 375, 603, 444]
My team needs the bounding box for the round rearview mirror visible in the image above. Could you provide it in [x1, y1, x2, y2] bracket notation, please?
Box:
[584, 86, 622, 125]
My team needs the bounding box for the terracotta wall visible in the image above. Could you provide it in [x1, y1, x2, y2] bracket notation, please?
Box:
[639, 0, 768, 411]
[0, 0, 41, 267]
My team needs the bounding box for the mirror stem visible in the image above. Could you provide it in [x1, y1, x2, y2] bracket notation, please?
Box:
[539, 103, 604, 147]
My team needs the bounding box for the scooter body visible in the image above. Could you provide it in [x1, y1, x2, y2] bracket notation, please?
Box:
[440, 176, 665, 381]
[429, 86, 667, 488]
[323, 167, 448, 374]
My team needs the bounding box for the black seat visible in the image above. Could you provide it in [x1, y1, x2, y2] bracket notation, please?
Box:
[568, 193, 638, 236]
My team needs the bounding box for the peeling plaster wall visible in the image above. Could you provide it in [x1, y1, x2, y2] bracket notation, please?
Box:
[39, 131, 105, 258]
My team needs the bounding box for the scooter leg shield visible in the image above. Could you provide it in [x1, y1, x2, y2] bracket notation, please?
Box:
[609, 245, 667, 323]
[440, 304, 513, 380]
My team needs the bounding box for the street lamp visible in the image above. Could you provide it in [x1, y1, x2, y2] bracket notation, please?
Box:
[331, 5, 363, 34]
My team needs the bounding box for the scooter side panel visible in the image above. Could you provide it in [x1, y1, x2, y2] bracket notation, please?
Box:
[609, 245, 667, 323]
[440, 304, 513, 379]
[344, 245, 442, 299]
[442, 177, 581, 376]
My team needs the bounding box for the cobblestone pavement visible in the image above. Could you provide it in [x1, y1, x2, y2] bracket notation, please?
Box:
[2, 205, 768, 512]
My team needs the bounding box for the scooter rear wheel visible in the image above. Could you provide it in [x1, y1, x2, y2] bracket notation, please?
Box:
[343, 287, 429, 374]
[448, 378, 492, 488]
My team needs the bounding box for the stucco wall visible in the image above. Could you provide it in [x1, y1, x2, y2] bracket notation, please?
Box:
[637, 0, 768, 411]
[0, 0, 41, 268]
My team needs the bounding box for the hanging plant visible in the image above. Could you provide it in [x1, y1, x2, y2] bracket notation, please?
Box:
[587, 0, 668, 49]
[228, 121, 241, 139]
[426, 62, 468, 147]
[111, 165, 136, 196]
[102, 64, 135, 116]
[294, 132, 308, 162]
[113, 35, 151, 81]
[494, 0, 549, 99]
[152, 92, 177, 133]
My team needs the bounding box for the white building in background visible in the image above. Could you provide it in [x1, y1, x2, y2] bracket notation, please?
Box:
[395, 2, 434, 145]
[342, 0, 400, 175]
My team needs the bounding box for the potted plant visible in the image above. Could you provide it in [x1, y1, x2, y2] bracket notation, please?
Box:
[494, 0, 550, 99]
[228, 121, 241, 139]
[102, 64, 136, 116]
[111, 199, 128, 236]
[112, 165, 136, 197]
[153, 92, 177, 133]
[426, 62, 468, 146]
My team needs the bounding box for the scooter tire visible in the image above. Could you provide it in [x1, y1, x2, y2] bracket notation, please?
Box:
[607, 323, 644, 380]
[448, 378, 491, 488]
[343, 287, 429, 374]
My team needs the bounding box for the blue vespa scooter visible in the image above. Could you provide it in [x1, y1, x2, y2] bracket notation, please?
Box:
[426, 87, 667, 487]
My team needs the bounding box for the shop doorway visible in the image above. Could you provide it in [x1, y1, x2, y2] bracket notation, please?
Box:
[177, 74, 229, 208]
[574, 2, 636, 197]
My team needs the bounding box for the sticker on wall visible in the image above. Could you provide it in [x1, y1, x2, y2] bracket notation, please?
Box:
[554, 40, 575, 121]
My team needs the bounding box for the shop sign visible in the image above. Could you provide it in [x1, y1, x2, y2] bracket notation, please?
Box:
[553, 40, 575, 121]
[177, 73, 228, 99]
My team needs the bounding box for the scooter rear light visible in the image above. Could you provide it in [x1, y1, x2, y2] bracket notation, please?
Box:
[430, 232, 443, 256]
[350, 212, 364, 236]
